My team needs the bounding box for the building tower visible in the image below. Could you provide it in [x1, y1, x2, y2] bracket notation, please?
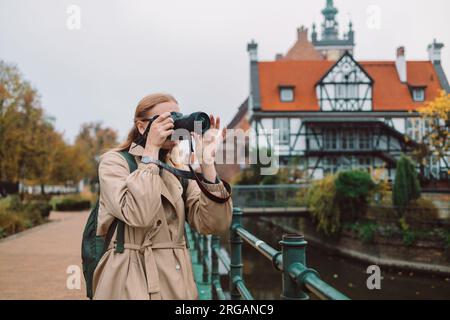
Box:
[312, 0, 355, 60]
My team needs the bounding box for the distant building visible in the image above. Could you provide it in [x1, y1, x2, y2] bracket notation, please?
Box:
[225, 0, 450, 183]
[311, 0, 355, 60]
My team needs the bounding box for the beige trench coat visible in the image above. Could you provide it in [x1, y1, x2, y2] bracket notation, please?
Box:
[92, 143, 233, 300]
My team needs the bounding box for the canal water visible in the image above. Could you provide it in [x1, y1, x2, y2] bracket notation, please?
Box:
[221, 217, 450, 300]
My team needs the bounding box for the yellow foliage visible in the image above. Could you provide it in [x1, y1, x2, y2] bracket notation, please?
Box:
[418, 90, 450, 121]
[417, 90, 450, 160]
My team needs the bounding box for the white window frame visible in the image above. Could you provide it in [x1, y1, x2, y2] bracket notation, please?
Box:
[406, 118, 423, 142]
[279, 87, 294, 102]
[412, 88, 425, 102]
[274, 118, 290, 145]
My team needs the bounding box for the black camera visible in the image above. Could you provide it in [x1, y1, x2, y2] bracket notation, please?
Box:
[135, 111, 211, 147]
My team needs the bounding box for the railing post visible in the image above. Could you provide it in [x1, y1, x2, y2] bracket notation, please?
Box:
[202, 235, 209, 283]
[190, 229, 196, 253]
[279, 234, 309, 300]
[211, 235, 220, 300]
[190, 229, 196, 247]
[229, 207, 243, 300]
[196, 232, 202, 263]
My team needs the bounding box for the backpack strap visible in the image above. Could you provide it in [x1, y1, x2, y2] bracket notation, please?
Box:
[181, 177, 190, 249]
[181, 177, 189, 204]
[110, 151, 138, 254]
[120, 150, 138, 172]
[104, 218, 118, 254]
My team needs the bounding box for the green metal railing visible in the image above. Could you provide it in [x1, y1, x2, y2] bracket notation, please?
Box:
[189, 207, 350, 300]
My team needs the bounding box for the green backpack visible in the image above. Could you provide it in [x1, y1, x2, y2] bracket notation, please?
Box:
[81, 150, 190, 299]
[81, 151, 137, 299]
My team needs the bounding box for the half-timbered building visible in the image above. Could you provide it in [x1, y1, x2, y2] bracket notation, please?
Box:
[226, 0, 450, 182]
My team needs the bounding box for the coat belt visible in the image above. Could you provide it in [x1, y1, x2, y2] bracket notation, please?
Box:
[108, 241, 187, 296]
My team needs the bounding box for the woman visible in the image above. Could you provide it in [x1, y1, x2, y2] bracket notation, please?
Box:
[92, 93, 233, 300]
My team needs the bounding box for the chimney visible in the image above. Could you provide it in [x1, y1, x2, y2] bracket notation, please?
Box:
[275, 53, 283, 61]
[247, 39, 258, 62]
[247, 39, 261, 111]
[428, 39, 444, 64]
[297, 26, 308, 42]
[395, 46, 407, 83]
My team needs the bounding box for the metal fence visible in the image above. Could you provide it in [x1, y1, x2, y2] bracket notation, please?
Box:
[188, 207, 350, 300]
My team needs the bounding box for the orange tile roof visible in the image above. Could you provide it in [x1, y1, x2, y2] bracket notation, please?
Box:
[259, 60, 333, 111]
[258, 59, 443, 112]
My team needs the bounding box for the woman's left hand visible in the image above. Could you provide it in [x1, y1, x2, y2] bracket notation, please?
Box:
[192, 114, 226, 181]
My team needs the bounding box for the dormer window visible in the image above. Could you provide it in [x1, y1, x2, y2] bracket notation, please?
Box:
[279, 86, 295, 102]
[412, 88, 425, 102]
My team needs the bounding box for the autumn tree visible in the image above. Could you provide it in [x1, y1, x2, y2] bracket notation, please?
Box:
[74, 122, 118, 184]
[0, 60, 91, 194]
[51, 142, 89, 186]
[414, 90, 450, 177]
[0, 61, 45, 187]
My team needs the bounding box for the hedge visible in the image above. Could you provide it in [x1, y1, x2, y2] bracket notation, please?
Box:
[52, 196, 92, 211]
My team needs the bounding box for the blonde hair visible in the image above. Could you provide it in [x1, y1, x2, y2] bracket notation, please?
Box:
[115, 93, 178, 152]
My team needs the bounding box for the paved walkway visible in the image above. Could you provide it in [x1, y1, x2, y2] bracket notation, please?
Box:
[0, 211, 89, 300]
[0, 210, 213, 300]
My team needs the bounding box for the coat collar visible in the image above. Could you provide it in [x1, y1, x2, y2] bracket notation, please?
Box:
[128, 142, 145, 157]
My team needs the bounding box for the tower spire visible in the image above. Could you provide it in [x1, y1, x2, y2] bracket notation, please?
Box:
[311, 0, 355, 60]
[321, 0, 339, 40]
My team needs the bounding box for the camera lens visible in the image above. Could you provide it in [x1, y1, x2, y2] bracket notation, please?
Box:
[193, 112, 210, 133]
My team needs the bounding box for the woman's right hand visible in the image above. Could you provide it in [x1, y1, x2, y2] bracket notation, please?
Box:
[143, 112, 174, 157]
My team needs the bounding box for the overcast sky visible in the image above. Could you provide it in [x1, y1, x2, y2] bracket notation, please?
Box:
[1, 0, 449, 142]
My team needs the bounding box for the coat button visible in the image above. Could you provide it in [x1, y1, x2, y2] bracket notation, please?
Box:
[156, 219, 162, 227]
[175, 264, 181, 270]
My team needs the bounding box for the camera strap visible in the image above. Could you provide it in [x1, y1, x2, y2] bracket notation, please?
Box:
[144, 157, 232, 204]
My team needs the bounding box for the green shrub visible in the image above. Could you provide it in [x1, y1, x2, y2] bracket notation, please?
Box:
[335, 170, 376, 222]
[392, 155, 421, 217]
[1, 196, 51, 219]
[344, 222, 378, 243]
[0, 196, 52, 238]
[27, 201, 52, 219]
[0, 201, 44, 238]
[402, 230, 417, 246]
[307, 175, 340, 235]
[6, 195, 23, 211]
[0, 209, 28, 236]
[52, 195, 92, 211]
[308, 171, 376, 236]
[357, 223, 377, 243]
